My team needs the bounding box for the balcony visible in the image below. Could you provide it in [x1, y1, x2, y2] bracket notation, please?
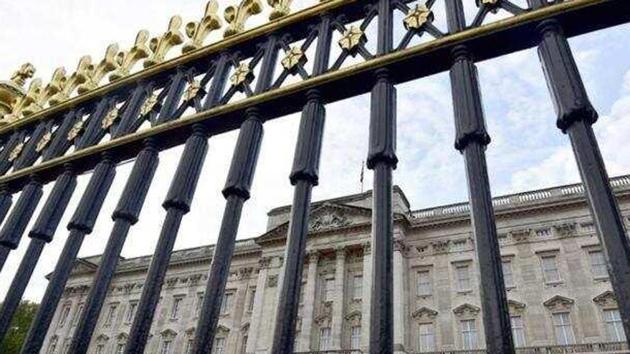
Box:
[295, 342, 629, 354]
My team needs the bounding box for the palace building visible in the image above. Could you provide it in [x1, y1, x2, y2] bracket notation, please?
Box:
[42, 176, 630, 354]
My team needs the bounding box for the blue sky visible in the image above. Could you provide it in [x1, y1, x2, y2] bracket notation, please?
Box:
[0, 0, 628, 302]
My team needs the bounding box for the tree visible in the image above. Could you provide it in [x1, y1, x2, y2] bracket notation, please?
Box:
[0, 301, 39, 354]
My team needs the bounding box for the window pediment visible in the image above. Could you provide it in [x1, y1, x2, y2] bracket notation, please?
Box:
[593, 291, 617, 308]
[411, 307, 438, 322]
[508, 300, 526, 314]
[543, 295, 574, 312]
[452, 303, 480, 318]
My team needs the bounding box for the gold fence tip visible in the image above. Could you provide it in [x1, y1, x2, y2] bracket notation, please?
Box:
[144, 15, 184, 68]
[224, 0, 263, 38]
[183, 1, 222, 53]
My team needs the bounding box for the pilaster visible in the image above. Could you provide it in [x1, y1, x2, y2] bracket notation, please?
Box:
[332, 247, 346, 349]
[299, 251, 319, 351]
[246, 257, 270, 353]
[393, 239, 407, 353]
[360, 242, 372, 352]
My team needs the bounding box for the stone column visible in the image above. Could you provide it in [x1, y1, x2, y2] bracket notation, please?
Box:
[299, 251, 319, 351]
[360, 242, 372, 352]
[393, 239, 406, 353]
[332, 247, 346, 349]
[246, 257, 270, 354]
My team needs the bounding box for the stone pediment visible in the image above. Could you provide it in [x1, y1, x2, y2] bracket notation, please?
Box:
[256, 202, 372, 243]
[593, 291, 617, 308]
[160, 329, 177, 339]
[543, 295, 574, 311]
[453, 303, 480, 317]
[508, 300, 526, 314]
[411, 307, 438, 322]
[69, 258, 99, 275]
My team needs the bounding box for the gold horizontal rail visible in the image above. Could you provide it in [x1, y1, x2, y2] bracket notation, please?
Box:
[0, 0, 625, 189]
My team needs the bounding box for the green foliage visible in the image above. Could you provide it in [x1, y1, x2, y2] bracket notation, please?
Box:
[0, 301, 39, 354]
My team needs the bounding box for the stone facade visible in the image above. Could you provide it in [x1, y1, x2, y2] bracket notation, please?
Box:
[42, 176, 630, 354]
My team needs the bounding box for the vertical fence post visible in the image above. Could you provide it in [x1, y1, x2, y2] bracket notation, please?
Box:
[20, 154, 117, 354]
[270, 15, 332, 354]
[0, 123, 50, 271]
[367, 1, 398, 353]
[192, 37, 278, 354]
[0, 164, 76, 341]
[528, 0, 630, 340]
[125, 55, 230, 354]
[445, 0, 515, 352]
[69, 139, 159, 353]
[20, 87, 147, 354]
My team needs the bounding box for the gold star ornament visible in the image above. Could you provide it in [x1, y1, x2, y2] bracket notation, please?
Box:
[36, 132, 52, 153]
[230, 63, 252, 86]
[67, 120, 84, 141]
[403, 5, 433, 30]
[338, 26, 366, 51]
[184, 80, 202, 101]
[8, 142, 24, 162]
[102, 107, 120, 129]
[281, 47, 305, 71]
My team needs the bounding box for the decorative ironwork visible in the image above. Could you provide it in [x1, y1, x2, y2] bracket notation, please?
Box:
[183, 1, 222, 53]
[0, 1, 629, 353]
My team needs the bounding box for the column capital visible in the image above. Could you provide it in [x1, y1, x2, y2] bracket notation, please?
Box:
[393, 239, 408, 253]
[334, 245, 347, 259]
[307, 250, 320, 263]
[258, 256, 272, 269]
[362, 242, 371, 256]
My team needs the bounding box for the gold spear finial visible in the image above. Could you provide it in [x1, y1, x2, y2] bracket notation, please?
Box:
[267, 0, 293, 20]
[22, 68, 67, 116]
[49, 56, 93, 105]
[109, 30, 151, 81]
[224, 0, 263, 38]
[10, 63, 36, 87]
[77, 44, 120, 94]
[183, 1, 222, 53]
[0, 63, 36, 118]
[144, 16, 185, 67]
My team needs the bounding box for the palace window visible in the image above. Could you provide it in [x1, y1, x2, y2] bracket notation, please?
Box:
[95, 344, 104, 354]
[241, 335, 248, 354]
[116, 343, 125, 354]
[171, 296, 183, 319]
[47, 336, 57, 354]
[248, 289, 256, 311]
[58, 304, 71, 327]
[604, 309, 626, 342]
[352, 275, 363, 299]
[541, 255, 561, 283]
[72, 303, 84, 326]
[322, 278, 335, 302]
[220, 293, 233, 315]
[511, 316, 526, 347]
[502, 261, 514, 288]
[351, 325, 361, 349]
[456, 265, 471, 292]
[126, 301, 138, 323]
[319, 327, 332, 350]
[590, 251, 608, 279]
[196, 292, 204, 317]
[418, 323, 435, 352]
[552, 312, 576, 345]
[185, 339, 194, 354]
[160, 339, 172, 354]
[417, 271, 432, 296]
[460, 319, 477, 350]
[105, 303, 118, 326]
[213, 338, 225, 354]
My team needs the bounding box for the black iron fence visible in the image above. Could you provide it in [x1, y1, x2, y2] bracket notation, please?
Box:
[0, 0, 628, 353]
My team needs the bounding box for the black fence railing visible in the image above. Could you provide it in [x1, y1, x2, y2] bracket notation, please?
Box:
[0, 0, 629, 353]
